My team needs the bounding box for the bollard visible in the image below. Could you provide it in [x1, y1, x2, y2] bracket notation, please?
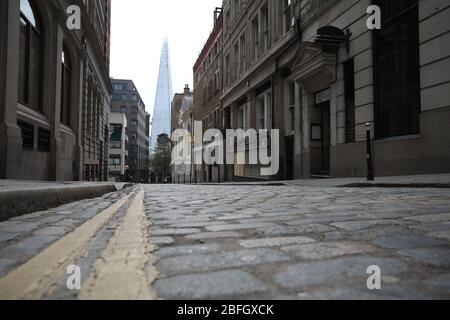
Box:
[366, 122, 375, 181]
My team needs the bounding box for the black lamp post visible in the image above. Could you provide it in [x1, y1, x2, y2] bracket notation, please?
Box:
[366, 122, 374, 181]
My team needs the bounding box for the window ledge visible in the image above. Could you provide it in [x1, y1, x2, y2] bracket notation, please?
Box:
[376, 134, 421, 142]
[60, 124, 75, 136]
[17, 103, 50, 128]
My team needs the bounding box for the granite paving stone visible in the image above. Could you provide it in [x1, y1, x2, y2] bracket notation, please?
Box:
[154, 270, 268, 299]
[2, 183, 450, 299]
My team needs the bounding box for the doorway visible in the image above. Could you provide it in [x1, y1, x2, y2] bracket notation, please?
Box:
[310, 100, 330, 177]
[285, 136, 294, 180]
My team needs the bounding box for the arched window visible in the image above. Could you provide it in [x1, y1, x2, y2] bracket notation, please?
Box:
[60, 46, 72, 126]
[19, 0, 43, 110]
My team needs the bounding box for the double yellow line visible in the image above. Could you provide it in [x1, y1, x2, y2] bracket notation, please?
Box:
[0, 187, 158, 300]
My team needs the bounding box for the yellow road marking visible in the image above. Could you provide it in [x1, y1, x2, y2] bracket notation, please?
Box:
[78, 189, 158, 300]
[0, 190, 133, 299]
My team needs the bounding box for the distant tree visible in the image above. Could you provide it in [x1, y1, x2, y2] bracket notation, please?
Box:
[153, 134, 171, 182]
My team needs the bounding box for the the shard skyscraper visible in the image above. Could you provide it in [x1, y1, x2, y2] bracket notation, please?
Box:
[150, 39, 173, 150]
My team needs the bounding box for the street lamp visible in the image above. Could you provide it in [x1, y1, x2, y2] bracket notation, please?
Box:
[366, 122, 374, 181]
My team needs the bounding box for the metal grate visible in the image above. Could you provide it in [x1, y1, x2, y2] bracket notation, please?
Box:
[37, 128, 51, 152]
[17, 120, 34, 150]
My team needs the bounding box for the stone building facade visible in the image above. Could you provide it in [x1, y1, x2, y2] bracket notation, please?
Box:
[218, 0, 450, 180]
[110, 79, 150, 183]
[108, 112, 128, 181]
[193, 10, 225, 183]
[0, 0, 112, 181]
[171, 85, 194, 184]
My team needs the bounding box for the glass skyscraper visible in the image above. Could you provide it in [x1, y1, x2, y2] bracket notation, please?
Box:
[150, 39, 173, 150]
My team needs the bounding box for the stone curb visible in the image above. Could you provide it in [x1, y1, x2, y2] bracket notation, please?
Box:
[176, 182, 450, 188]
[339, 183, 450, 189]
[0, 183, 133, 222]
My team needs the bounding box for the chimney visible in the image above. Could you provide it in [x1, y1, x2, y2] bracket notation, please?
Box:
[184, 84, 190, 95]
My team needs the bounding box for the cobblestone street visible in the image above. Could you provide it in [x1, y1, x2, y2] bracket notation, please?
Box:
[0, 185, 449, 299]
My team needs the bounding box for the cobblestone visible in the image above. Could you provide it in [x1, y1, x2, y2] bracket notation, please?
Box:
[150, 228, 202, 236]
[398, 248, 450, 268]
[0, 221, 43, 233]
[155, 244, 220, 258]
[205, 222, 277, 232]
[0, 184, 449, 299]
[185, 231, 242, 240]
[150, 236, 175, 245]
[154, 270, 267, 299]
[239, 236, 316, 249]
[405, 213, 450, 223]
[274, 256, 411, 289]
[281, 241, 377, 260]
[156, 248, 290, 275]
[373, 234, 448, 250]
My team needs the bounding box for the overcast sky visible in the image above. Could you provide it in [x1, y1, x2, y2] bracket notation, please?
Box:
[110, 0, 223, 117]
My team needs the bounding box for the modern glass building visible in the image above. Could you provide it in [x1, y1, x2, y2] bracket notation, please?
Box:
[150, 39, 173, 150]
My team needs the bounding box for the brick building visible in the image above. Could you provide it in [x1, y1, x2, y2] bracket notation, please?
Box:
[193, 9, 225, 183]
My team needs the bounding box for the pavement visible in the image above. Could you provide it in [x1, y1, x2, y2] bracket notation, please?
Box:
[205, 173, 450, 188]
[0, 180, 132, 222]
[0, 183, 449, 299]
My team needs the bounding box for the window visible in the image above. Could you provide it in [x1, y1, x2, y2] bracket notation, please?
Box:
[344, 59, 355, 143]
[109, 156, 121, 165]
[60, 46, 72, 126]
[233, 0, 240, 20]
[215, 72, 220, 92]
[37, 128, 51, 152]
[251, 15, 259, 61]
[261, 4, 270, 52]
[233, 42, 239, 80]
[239, 34, 246, 73]
[130, 133, 138, 140]
[374, 0, 420, 138]
[120, 106, 127, 113]
[312, 0, 332, 12]
[237, 104, 246, 130]
[225, 53, 230, 87]
[17, 120, 34, 150]
[257, 95, 266, 130]
[283, 0, 292, 34]
[208, 113, 214, 127]
[225, 10, 231, 35]
[287, 82, 295, 133]
[19, 0, 43, 110]
[131, 120, 138, 127]
[113, 84, 123, 91]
